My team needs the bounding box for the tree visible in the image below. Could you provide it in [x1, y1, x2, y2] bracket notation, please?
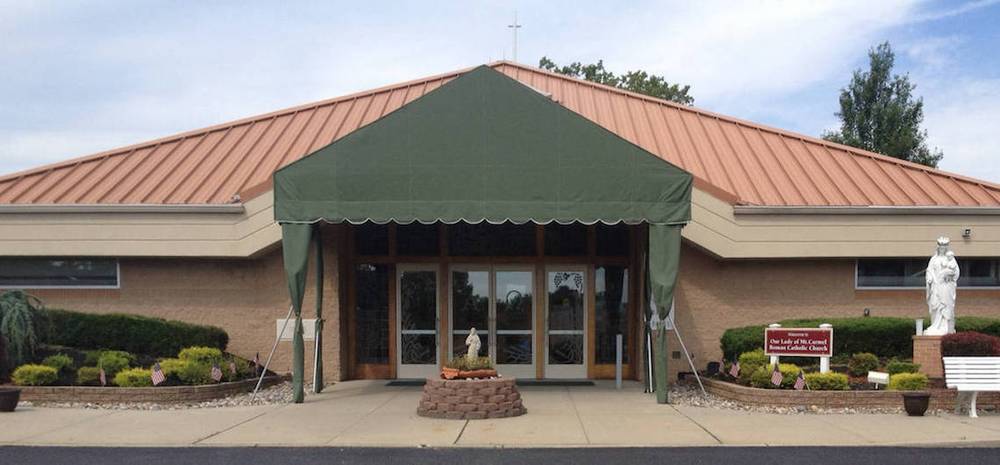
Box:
[822, 42, 943, 167]
[538, 57, 694, 105]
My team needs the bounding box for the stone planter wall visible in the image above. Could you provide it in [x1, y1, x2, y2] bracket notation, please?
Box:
[15, 375, 286, 404]
[702, 378, 1000, 410]
[418, 377, 526, 420]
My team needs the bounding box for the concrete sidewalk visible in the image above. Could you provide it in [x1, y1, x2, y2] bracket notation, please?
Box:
[4, 380, 1000, 447]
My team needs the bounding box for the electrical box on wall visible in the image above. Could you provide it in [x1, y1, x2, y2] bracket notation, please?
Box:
[276, 318, 316, 341]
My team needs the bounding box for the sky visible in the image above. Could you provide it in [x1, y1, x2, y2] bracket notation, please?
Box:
[2, 0, 999, 182]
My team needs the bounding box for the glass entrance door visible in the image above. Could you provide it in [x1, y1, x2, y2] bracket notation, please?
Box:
[450, 266, 535, 378]
[545, 268, 587, 378]
[396, 265, 439, 378]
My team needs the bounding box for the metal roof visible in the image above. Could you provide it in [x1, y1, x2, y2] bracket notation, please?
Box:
[2, 61, 998, 207]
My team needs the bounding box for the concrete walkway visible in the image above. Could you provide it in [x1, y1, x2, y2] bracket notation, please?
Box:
[4, 380, 1000, 447]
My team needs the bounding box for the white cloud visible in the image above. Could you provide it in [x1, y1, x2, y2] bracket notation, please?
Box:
[923, 78, 1000, 183]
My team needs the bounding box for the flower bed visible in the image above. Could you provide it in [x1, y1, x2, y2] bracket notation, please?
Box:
[418, 377, 526, 420]
[16, 375, 287, 404]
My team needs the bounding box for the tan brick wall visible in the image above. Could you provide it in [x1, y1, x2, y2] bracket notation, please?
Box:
[669, 243, 1000, 379]
[32, 227, 344, 385]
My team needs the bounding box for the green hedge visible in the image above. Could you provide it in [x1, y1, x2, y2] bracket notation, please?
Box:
[38, 309, 228, 357]
[804, 372, 849, 391]
[720, 316, 1000, 360]
[12, 364, 58, 386]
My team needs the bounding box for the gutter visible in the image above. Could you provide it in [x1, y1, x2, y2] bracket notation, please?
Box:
[0, 204, 246, 214]
[734, 205, 1000, 216]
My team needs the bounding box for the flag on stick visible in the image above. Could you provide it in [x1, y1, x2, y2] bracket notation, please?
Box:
[728, 360, 740, 378]
[151, 362, 166, 386]
[770, 364, 783, 387]
[252, 352, 261, 375]
[211, 363, 223, 382]
[794, 371, 807, 390]
[99, 368, 107, 387]
[229, 361, 237, 376]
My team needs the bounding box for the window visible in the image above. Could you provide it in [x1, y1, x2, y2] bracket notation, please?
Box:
[447, 222, 536, 256]
[0, 258, 118, 288]
[596, 224, 630, 256]
[544, 223, 587, 256]
[355, 264, 390, 364]
[595, 266, 629, 363]
[355, 223, 389, 256]
[856, 258, 1000, 288]
[397, 223, 440, 256]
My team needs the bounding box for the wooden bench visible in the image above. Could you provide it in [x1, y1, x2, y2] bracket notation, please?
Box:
[943, 357, 1000, 418]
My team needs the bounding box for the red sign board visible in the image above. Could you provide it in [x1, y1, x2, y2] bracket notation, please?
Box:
[764, 328, 833, 357]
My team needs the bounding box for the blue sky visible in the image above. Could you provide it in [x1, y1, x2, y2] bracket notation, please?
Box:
[2, 0, 999, 182]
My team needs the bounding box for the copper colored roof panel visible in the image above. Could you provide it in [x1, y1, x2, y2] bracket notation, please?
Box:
[2, 61, 999, 207]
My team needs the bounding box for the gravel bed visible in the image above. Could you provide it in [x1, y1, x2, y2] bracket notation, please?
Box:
[17, 381, 305, 410]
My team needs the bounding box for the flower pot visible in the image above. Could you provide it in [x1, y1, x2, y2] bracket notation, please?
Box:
[441, 367, 460, 380]
[458, 369, 497, 379]
[902, 392, 930, 416]
[0, 387, 21, 412]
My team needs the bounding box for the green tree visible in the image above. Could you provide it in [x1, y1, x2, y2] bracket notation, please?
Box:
[822, 42, 943, 167]
[538, 57, 694, 105]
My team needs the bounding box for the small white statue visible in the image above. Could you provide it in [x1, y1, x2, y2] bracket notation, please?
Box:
[925, 237, 959, 336]
[465, 327, 482, 361]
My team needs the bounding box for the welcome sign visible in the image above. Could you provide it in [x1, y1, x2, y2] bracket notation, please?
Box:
[764, 327, 833, 357]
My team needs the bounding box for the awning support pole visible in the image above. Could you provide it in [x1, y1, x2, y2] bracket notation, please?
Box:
[252, 304, 294, 401]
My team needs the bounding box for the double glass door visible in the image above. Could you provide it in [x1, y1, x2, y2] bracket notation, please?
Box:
[450, 266, 535, 378]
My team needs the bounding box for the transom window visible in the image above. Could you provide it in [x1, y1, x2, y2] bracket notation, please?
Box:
[856, 258, 1000, 288]
[0, 258, 119, 288]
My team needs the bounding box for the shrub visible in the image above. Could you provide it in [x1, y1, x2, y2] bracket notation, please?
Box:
[886, 360, 921, 375]
[97, 350, 133, 378]
[176, 361, 214, 385]
[847, 353, 880, 376]
[42, 353, 74, 373]
[941, 331, 1000, 356]
[750, 363, 800, 389]
[12, 364, 58, 386]
[178, 346, 224, 364]
[737, 349, 769, 384]
[114, 368, 153, 387]
[224, 356, 251, 382]
[38, 309, 228, 357]
[955, 317, 1000, 338]
[157, 358, 189, 382]
[446, 356, 493, 371]
[889, 372, 929, 391]
[83, 350, 103, 366]
[0, 335, 7, 383]
[0, 290, 43, 367]
[76, 366, 102, 385]
[804, 372, 849, 390]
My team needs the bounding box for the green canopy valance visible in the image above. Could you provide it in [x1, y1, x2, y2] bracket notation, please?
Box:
[273, 66, 691, 404]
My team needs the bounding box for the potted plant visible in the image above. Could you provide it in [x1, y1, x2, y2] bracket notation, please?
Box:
[889, 372, 931, 416]
[0, 387, 20, 412]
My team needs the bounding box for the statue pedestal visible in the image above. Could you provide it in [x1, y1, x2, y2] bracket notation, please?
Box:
[913, 335, 944, 379]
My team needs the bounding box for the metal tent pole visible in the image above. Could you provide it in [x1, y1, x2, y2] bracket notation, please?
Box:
[668, 301, 705, 396]
[252, 305, 294, 401]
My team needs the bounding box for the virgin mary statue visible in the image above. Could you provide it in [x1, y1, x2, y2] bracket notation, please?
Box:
[925, 237, 959, 336]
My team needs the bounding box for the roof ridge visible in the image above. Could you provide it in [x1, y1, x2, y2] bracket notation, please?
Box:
[491, 60, 1000, 194]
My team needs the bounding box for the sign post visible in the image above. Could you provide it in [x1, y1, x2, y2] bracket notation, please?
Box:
[764, 325, 834, 373]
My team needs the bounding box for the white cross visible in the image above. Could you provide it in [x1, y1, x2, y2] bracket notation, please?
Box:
[507, 11, 522, 62]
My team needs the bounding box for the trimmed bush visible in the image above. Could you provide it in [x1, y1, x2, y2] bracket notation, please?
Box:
[804, 372, 849, 390]
[114, 368, 153, 387]
[42, 353, 74, 373]
[12, 364, 58, 386]
[847, 353, 879, 376]
[38, 309, 228, 357]
[97, 350, 133, 378]
[886, 360, 921, 375]
[177, 361, 214, 385]
[76, 366, 102, 385]
[889, 372, 929, 391]
[750, 363, 800, 389]
[721, 316, 1000, 361]
[178, 346, 224, 364]
[737, 349, 768, 384]
[82, 350, 103, 367]
[157, 358, 188, 382]
[941, 331, 1000, 356]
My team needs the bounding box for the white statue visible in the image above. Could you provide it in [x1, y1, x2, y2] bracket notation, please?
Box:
[925, 237, 959, 336]
[465, 327, 482, 361]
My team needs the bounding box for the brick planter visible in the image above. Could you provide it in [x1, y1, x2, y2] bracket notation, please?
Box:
[702, 378, 1000, 410]
[418, 377, 526, 420]
[13, 375, 287, 404]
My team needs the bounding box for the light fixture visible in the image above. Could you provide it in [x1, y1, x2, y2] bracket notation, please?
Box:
[863, 307, 871, 317]
[963, 228, 972, 239]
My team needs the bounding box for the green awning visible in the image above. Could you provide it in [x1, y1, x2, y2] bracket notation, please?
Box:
[273, 65, 691, 404]
[274, 66, 691, 225]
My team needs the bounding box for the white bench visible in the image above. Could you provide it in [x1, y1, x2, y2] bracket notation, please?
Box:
[943, 357, 1000, 418]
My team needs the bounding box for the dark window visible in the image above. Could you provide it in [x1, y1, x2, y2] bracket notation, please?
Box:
[596, 224, 630, 256]
[447, 222, 536, 256]
[544, 223, 587, 256]
[856, 258, 1000, 288]
[397, 223, 440, 256]
[355, 223, 389, 256]
[595, 266, 629, 363]
[0, 258, 118, 287]
[355, 264, 390, 364]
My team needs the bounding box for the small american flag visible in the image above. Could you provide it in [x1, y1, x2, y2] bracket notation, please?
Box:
[794, 371, 807, 390]
[151, 362, 166, 386]
[211, 363, 223, 382]
[252, 352, 260, 375]
[770, 364, 783, 387]
[99, 368, 107, 387]
[728, 360, 740, 378]
[229, 361, 237, 376]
